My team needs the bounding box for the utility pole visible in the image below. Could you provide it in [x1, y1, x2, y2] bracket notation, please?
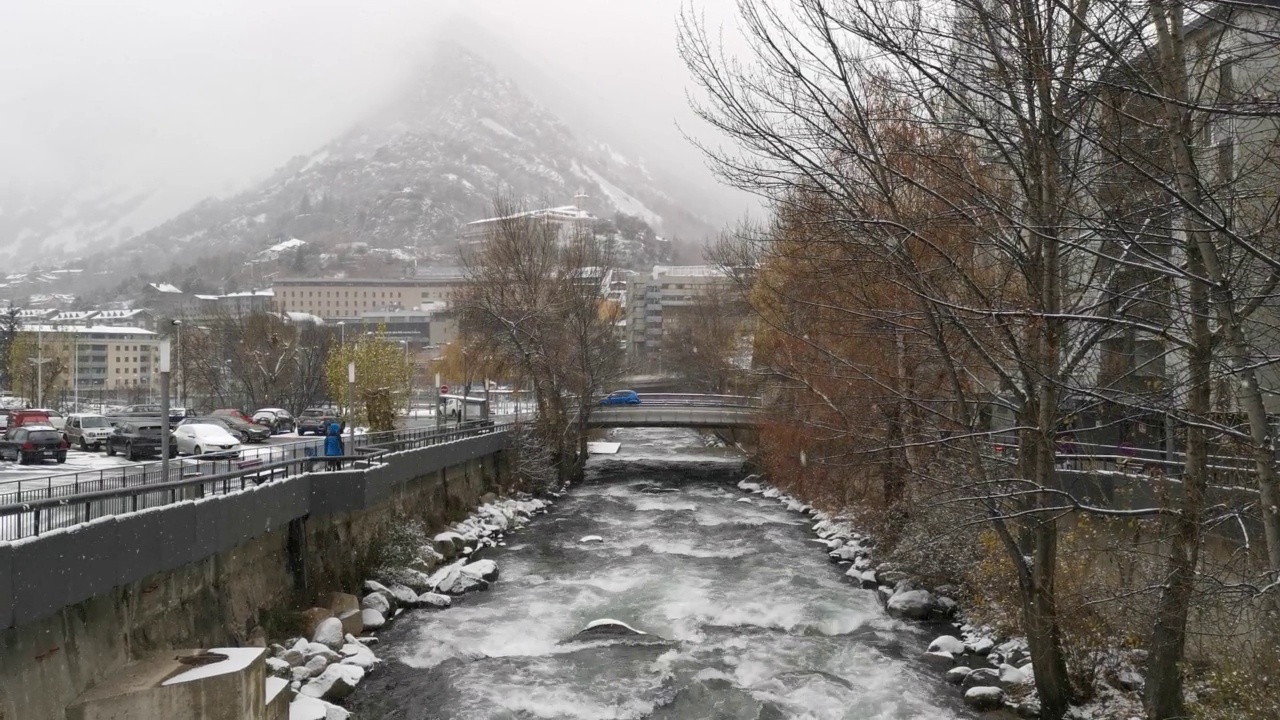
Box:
[172, 319, 184, 409]
[159, 339, 172, 482]
[72, 329, 78, 410]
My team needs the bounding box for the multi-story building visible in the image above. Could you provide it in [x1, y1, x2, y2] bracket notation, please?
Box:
[627, 265, 732, 368]
[15, 325, 160, 397]
[272, 270, 466, 321]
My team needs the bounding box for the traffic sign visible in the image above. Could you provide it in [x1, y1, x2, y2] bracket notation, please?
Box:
[440, 385, 449, 394]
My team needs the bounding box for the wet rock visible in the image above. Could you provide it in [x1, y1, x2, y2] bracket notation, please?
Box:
[878, 570, 910, 586]
[337, 609, 363, 637]
[1015, 699, 1042, 718]
[650, 677, 779, 719]
[312, 618, 345, 650]
[921, 650, 955, 668]
[323, 592, 360, 617]
[929, 635, 966, 655]
[281, 649, 305, 667]
[930, 596, 959, 621]
[886, 589, 937, 620]
[946, 666, 972, 685]
[380, 567, 433, 594]
[858, 570, 878, 589]
[963, 686, 1005, 711]
[361, 591, 391, 615]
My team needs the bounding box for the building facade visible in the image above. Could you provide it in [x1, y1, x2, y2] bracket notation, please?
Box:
[272, 272, 466, 321]
[627, 265, 732, 368]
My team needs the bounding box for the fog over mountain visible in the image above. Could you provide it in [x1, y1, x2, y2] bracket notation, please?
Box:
[0, 0, 754, 272]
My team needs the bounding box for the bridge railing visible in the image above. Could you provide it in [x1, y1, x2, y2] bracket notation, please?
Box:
[0, 423, 511, 541]
[630, 394, 764, 408]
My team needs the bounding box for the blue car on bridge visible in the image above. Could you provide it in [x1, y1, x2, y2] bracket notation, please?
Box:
[600, 390, 641, 406]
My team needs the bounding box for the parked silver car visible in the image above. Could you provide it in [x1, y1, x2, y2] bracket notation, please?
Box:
[65, 413, 115, 451]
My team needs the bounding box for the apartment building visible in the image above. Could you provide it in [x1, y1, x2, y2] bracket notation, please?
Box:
[272, 270, 466, 321]
[18, 325, 160, 393]
[628, 265, 732, 367]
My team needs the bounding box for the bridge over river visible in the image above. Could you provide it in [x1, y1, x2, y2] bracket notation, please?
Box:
[588, 394, 762, 429]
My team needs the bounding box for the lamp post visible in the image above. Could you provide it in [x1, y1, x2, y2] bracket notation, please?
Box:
[159, 339, 172, 482]
[347, 361, 356, 456]
[171, 319, 183, 410]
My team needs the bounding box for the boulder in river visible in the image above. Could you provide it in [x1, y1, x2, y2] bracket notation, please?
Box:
[963, 686, 1005, 711]
[461, 559, 499, 583]
[580, 535, 604, 543]
[570, 618, 648, 640]
[312, 618, 345, 650]
[361, 591, 391, 615]
[886, 589, 937, 620]
[301, 663, 365, 702]
[928, 635, 966, 655]
[649, 677, 783, 719]
[946, 666, 972, 685]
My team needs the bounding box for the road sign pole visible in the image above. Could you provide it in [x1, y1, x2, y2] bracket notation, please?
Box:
[159, 340, 171, 483]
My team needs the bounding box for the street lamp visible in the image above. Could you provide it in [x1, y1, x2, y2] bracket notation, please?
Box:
[171, 319, 183, 409]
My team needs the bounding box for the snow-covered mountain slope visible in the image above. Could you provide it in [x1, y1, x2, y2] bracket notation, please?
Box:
[63, 45, 715, 296]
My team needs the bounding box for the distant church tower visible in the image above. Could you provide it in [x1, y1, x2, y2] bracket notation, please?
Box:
[573, 189, 592, 217]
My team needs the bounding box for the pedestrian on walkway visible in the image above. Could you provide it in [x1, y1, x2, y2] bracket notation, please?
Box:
[324, 421, 344, 470]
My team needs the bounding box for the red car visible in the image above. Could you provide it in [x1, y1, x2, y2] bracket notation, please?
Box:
[211, 408, 256, 425]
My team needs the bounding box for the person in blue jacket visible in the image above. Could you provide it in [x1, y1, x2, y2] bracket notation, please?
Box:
[324, 422, 344, 470]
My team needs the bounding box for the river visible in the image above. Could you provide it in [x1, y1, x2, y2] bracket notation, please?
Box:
[349, 428, 976, 719]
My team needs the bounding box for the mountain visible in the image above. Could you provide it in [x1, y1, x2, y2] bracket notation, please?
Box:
[50, 45, 717, 299]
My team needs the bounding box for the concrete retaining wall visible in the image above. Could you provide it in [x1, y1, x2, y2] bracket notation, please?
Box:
[0, 431, 510, 720]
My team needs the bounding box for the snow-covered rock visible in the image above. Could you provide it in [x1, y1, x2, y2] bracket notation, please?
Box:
[580, 535, 604, 543]
[999, 663, 1030, 688]
[339, 642, 379, 670]
[886, 589, 937, 620]
[430, 561, 488, 594]
[736, 497, 753, 504]
[289, 694, 351, 720]
[304, 655, 329, 675]
[300, 664, 365, 702]
[858, 570, 878, 589]
[363, 580, 393, 597]
[572, 618, 648, 639]
[360, 608, 385, 630]
[963, 686, 1005, 711]
[303, 644, 339, 662]
[946, 666, 972, 685]
[969, 637, 995, 655]
[417, 591, 452, 608]
[961, 667, 1000, 690]
[266, 657, 292, 679]
[361, 592, 391, 615]
[311, 618, 344, 650]
[737, 476, 764, 493]
[461, 559, 499, 582]
[385, 583, 419, 607]
[929, 636, 966, 655]
[291, 666, 312, 683]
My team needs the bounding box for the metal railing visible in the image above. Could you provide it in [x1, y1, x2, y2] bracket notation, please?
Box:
[629, 394, 764, 408]
[0, 423, 511, 541]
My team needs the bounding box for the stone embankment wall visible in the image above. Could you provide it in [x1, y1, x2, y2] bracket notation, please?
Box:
[0, 432, 510, 720]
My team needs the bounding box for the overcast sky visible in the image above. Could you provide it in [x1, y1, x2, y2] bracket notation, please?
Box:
[0, 0, 750, 221]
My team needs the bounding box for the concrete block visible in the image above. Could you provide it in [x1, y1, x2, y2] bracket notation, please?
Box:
[67, 648, 268, 720]
[0, 542, 12, 629]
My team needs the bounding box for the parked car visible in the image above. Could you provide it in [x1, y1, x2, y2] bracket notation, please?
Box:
[177, 416, 271, 444]
[211, 408, 257, 425]
[600, 390, 641, 406]
[5, 408, 54, 436]
[0, 408, 9, 430]
[65, 413, 115, 450]
[172, 423, 242, 458]
[253, 408, 295, 434]
[120, 404, 162, 416]
[105, 421, 165, 461]
[297, 408, 340, 435]
[0, 425, 68, 464]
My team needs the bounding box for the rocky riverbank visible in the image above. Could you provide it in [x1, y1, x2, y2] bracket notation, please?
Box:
[735, 475, 1146, 719]
[261, 493, 552, 719]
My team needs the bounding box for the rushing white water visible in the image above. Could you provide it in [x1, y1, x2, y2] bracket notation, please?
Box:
[351, 428, 975, 719]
